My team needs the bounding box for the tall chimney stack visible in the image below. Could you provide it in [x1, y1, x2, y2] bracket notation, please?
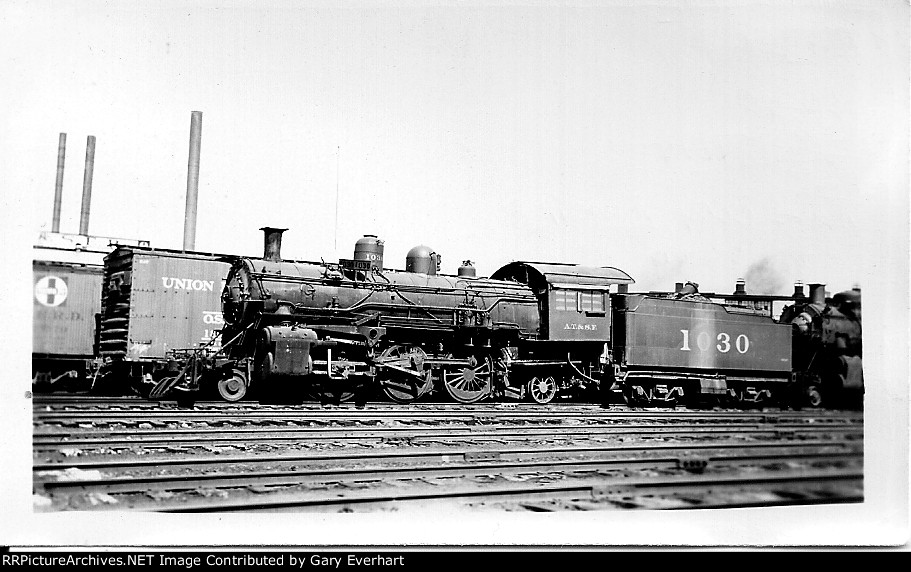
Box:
[78, 135, 96, 235]
[52, 133, 66, 232]
[183, 111, 203, 251]
[261, 227, 288, 262]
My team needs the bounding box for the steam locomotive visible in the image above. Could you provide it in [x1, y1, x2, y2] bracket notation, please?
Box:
[148, 228, 862, 409]
[779, 285, 863, 408]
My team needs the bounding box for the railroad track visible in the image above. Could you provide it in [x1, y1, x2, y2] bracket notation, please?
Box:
[32, 395, 864, 512]
[33, 424, 861, 453]
[35, 443, 863, 512]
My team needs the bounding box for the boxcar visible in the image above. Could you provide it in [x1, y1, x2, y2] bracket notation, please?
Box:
[32, 260, 103, 387]
[97, 246, 233, 392]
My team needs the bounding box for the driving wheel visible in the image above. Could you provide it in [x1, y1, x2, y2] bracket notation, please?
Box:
[378, 345, 433, 404]
[441, 356, 492, 404]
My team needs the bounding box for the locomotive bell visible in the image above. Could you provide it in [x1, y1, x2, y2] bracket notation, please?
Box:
[406, 245, 439, 276]
[354, 235, 384, 271]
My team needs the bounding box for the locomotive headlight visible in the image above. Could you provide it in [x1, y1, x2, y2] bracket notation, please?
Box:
[793, 312, 813, 334]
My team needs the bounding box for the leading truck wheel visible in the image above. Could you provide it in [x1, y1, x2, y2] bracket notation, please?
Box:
[442, 356, 492, 404]
[217, 371, 248, 402]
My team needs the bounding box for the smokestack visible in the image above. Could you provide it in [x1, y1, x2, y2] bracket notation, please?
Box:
[680, 282, 698, 296]
[78, 135, 96, 235]
[792, 281, 806, 299]
[733, 278, 746, 296]
[674, 282, 684, 293]
[183, 111, 203, 251]
[261, 227, 287, 262]
[52, 133, 66, 232]
[809, 283, 826, 305]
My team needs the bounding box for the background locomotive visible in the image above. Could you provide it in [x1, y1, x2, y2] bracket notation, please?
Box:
[779, 284, 863, 408]
[148, 227, 863, 410]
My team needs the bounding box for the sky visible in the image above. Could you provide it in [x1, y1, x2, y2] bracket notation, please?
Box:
[2, 0, 909, 548]
[3, 0, 906, 295]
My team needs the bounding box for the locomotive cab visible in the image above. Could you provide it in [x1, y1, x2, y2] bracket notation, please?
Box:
[490, 262, 634, 342]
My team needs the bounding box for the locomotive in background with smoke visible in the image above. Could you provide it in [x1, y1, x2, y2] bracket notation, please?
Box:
[143, 227, 861, 409]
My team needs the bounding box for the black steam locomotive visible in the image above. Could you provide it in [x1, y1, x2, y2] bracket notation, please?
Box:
[779, 284, 863, 408]
[149, 228, 862, 409]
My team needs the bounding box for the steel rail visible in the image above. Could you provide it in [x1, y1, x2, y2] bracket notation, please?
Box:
[33, 440, 860, 471]
[35, 451, 862, 497]
[30, 397, 864, 420]
[32, 408, 862, 423]
[70, 467, 863, 512]
[32, 420, 857, 438]
[32, 425, 862, 449]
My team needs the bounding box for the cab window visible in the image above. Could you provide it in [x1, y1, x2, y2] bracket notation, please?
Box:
[554, 289, 604, 313]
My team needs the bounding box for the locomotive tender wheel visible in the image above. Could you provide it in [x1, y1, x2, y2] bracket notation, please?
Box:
[378, 345, 432, 404]
[217, 370, 248, 402]
[805, 385, 823, 408]
[527, 376, 557, 404]
[622, 384, 648, 407]
[441, 356, 492, 404]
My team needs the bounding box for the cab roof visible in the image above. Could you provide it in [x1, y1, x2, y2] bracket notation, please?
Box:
[491, 261, 634, 290]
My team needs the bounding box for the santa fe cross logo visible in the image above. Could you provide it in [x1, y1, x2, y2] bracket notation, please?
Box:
[35, 276, 68, 307]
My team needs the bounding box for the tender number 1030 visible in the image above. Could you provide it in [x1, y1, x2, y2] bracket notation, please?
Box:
[680, 329, 750, 354]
